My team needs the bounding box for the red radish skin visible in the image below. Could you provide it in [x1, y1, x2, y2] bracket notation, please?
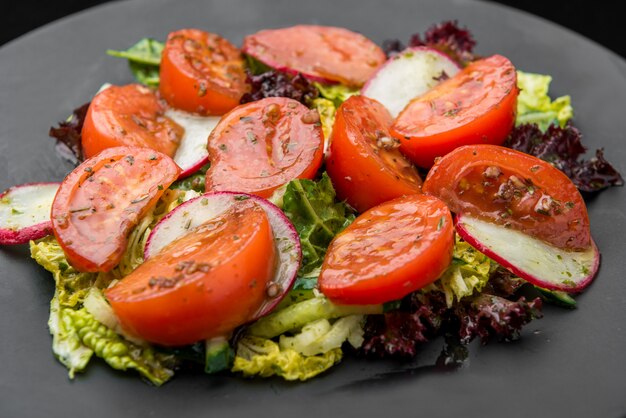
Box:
[0, 183, 60, 245]
[456, 214, 600, 292]
[144, 192, 301, 319]
[362, 47, 460, 117]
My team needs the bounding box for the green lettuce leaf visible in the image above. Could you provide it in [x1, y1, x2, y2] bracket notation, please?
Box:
[232, 336, 342, 381]
[516, 71, 573, 131]
[248, 295, 381, 339]
[107, 38, 164, 87]
[30, 237, 99, 308]
[311, 98, 336, 145]
[428, 236, 492, 307]
[48, 295, 93, 378]
[66, 308, 176, 386]
[314, 83, 359, 107]
[282, 173, 355, 276]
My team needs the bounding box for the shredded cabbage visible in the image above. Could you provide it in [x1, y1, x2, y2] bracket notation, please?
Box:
[232, 336, 342, 381]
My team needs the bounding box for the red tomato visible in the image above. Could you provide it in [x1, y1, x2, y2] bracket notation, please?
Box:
[422, 144, 591, 250]
[106, 199, 276, 346]
[205, 97, 324, 198]
[319, 194, 454, 305]
[391, 55, 519, 168]
[81, 84, 183, 159]
[159, 29, 247, 115]
[242, 25, 386, 87]
[327, 95, 422, 212]
[51, 147, 180, 272]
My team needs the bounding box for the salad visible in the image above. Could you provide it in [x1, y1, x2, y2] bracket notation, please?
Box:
[0, 21, 623, 386]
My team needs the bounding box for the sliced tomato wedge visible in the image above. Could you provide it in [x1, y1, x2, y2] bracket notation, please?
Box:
[106, 198, 276, 346]
[51, 147, 180, 272]
[319, 194, 454, 305]
[159, 28, 247, 115]
[81, 84, 183, 159]
[205, 97, 324, 198]
[391, 55, 519, 168]
[327, 95, 422, 212]
[242, 25, 386, 87]
[422, 144, 591, 250]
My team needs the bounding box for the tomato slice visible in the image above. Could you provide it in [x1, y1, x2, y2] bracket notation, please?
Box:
[319, 194, 454, 305]
[391, 55, 519, 168]
[422, 144, 591, 250]
[51, 147, 180, 272]
[242, 25, 386, 87]
[327, 95, 422, 212]
[159, 28, 247, 115]
[81, 84, 184, 159]
[106, 199, 276, 346]
[205, 97, 324, 198]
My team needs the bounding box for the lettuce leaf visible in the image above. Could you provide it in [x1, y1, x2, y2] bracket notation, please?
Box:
[311, 98, 336, 147]
[232, 336, 342, 381]
[48, 295, 93, 377]
[66, 308, 176, 386]
[313, 83, 359, 107]
[279, 315, 365, 356]
[434, 237, 492, 307]
[281, 173, 355, 276]
[516, 71, 573, 131]
[107, 38, 164, 87]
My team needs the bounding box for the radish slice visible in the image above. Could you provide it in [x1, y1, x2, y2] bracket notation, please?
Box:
[145, 192, 301, 318]
[165, 109, 219, 179]
[362, 47, 460, 117]
[456, 214, 600, 292]
[0, 183, 60, 245]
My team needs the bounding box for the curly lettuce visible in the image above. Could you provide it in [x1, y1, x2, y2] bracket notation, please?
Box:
[516, 71, 573, 131]
[433, 237, 492, 307]
[232, 336, 342, 381]
[313, 83, 359, 107]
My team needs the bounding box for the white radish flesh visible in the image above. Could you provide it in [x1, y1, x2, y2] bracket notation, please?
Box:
[456, 214, 600, 292]
[0, 183, 60, 245]
[362, 47, 460, 117]
[165, 109, 219, 179]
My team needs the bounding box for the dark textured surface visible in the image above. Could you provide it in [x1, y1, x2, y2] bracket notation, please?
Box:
[1, 1, 625, 417]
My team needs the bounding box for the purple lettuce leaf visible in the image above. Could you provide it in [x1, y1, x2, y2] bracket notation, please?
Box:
[48, 102, 90, 165]
[383, 20, 477, 65]
[505, 123, 624, 192]
[240, 69, 318, 105]
[455, 294, 543, 345]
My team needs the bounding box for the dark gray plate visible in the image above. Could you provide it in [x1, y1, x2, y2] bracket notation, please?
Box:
[1, 1, 625, 417]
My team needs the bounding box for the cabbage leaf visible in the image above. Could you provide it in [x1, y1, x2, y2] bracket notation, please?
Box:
[232, 336, 342, 381]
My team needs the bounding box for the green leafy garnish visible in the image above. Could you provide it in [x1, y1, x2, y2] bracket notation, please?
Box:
[516, 71, 573, 131]
[107, 38, 164, 87]
[313, 83, 359, 107]
[282, 173, 355, 276]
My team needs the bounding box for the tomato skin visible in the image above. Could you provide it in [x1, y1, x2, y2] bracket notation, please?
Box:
[205, 97, 324, 198]
[159, 29, 247, 115]
[81, 84, 183, 159]
[51, 147, 180, 272]
[242, 25, 386, 87]
[422, 144, 590, 250]
[327, 95, 422, 212]
[319, 194, 454, 305]
[391, 55, 519, 168]
[106, 199, 276, 346]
